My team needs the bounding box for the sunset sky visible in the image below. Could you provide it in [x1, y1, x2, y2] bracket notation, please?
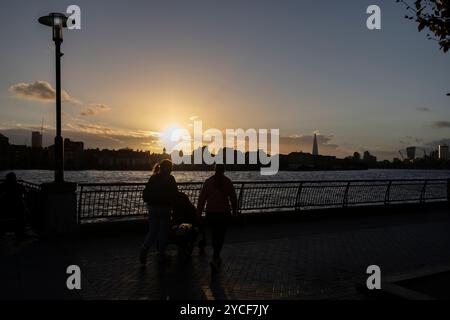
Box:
[0, 0, 449, 160]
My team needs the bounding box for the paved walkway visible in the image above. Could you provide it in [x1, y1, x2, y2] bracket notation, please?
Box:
[1, 208, 450, 300]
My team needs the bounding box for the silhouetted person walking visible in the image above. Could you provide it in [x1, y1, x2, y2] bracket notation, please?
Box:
[140, 159, 178, 265]
[197, 164, 237, 272]
[0, 172, 26, 239]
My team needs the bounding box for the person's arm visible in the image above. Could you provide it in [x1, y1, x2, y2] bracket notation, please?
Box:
[169, 175, 179, 206]
[142, 176, 153, 204]
[172, 175, 179, 192]
[228, 181, 238, 215]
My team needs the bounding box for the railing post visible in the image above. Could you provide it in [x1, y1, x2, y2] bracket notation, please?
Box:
[420, 180, 428, 204]
[78, 185, 83, 224]
[447, 179, 450, 204]
[384, 181, 392, 206]
[237, 183, 245, 215]
[40, 182, 78, 236]
[343, 182, 350, 208]
[295, 182, 303, 212]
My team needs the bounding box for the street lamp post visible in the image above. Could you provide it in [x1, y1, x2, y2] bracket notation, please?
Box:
[38, 13, 68, 183]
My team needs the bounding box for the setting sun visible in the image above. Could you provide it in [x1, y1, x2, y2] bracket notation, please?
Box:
[159, 123, 191, 153]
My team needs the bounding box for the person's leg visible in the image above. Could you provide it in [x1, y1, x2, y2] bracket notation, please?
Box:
[143, 207, 160, 249]
[156, 207, 171, 254]
[212, 213, 228, 260]
[207, 212, 228, 272]
[210, 221, 220, 259]
[140, 206, 161, 265]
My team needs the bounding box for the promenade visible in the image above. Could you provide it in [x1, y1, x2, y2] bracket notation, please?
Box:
[1, 204, 449, 300]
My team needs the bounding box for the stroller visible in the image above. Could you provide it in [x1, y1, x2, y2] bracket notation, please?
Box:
[169, 191, 206, 257]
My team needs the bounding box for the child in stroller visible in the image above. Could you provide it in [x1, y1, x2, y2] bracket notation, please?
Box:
[169, 191, 205, 257]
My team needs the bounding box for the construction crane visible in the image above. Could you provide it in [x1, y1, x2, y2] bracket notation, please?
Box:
[398, 150, 405, 160]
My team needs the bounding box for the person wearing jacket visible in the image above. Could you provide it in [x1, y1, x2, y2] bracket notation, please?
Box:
[140, 159, 178, 265]
[197, 164, 237, 271]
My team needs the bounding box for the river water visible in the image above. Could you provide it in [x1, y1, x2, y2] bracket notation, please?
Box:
[1, 169, 450, 184]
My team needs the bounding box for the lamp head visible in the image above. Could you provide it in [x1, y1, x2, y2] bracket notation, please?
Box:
[38, 13, 68, 42]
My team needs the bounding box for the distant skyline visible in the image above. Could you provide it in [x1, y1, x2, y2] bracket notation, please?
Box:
[0, 0, 449, 160]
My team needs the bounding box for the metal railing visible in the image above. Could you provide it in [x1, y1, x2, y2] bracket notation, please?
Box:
[19, 180, 44, 230]
[0, 180, 43, 229]
[77, 179, 450, 223]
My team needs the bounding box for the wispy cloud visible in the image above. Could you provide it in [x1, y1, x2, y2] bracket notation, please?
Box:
[432, 121, 450, 129]
[67, 123, 159, 138]
[80, 104, 111, 116]
[416, 107, 431, 112]
[9, 81, 77, 104]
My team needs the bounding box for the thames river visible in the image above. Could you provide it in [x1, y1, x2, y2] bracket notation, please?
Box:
[1, 169, 450, 184]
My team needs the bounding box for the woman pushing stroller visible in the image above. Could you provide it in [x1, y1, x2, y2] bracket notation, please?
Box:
[140, 159, 178, 265]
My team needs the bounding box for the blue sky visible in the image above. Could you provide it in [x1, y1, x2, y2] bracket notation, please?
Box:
[0, 0, 449, 159]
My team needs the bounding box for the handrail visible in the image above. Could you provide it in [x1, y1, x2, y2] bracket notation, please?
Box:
[74, 178, 450, 222]
[76, 178, 449, 187]
[6, 177, 448, 224]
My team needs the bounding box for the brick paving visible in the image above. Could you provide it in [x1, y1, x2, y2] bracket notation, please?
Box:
[1, 208, 450, 300]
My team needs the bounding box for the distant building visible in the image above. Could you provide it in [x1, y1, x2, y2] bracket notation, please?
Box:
[353, 152, 361, 161]
[0, 133, 10, 169]
[64, 138, 84, 169]
[312, 133, 319, 156]
[429, 150, 439, 160]
[83, 148, 153, 170]
[406, 146, 416, 160]
[0, 133, 8, 146]
[438, 145, 449, 160]
[363, 151, 377, 163]
[8, 144, 30, 168]
[31, 131, 43, 149]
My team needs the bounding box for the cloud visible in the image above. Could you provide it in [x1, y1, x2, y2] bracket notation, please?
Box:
[9, 81, 75, 103]
[432, 121, 450, 129]
[9, 81, 112, 118]
[400, 136, 424, 145]
[80, 104, 111, 116]
[416, 107, 431, 112]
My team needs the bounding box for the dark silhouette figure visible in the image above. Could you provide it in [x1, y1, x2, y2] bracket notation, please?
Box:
[0, 172, 26, 239]
[140, 159, 178, 265]
[172, 192, 197, 226]
[197, 164, 238, 272]
[171, 191, 207, 257]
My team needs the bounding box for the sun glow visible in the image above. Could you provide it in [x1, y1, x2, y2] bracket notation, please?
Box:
[159, 123, 191, 154]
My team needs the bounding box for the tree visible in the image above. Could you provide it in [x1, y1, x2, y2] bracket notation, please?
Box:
[397, 0, 450, 53]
